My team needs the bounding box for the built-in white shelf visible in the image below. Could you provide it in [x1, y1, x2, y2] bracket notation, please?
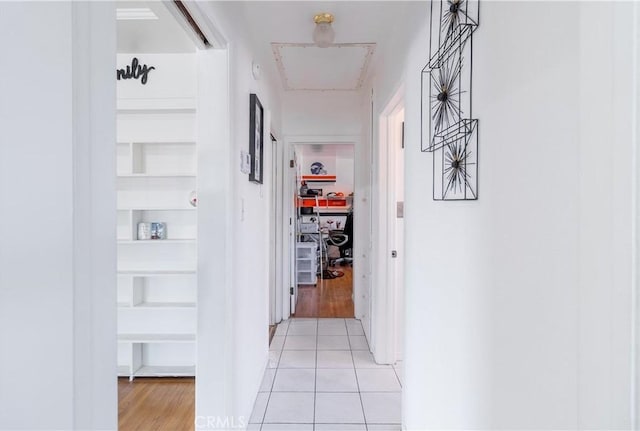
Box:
[118, 239, 196, 245]
[118, 140, 196, 144]
[117, 141, 196, 177]
[117, 94, 197, 380]
[117, 339, 196, 380]
[117, 269, 197, 276]
[118, 266, 197, 273]
[119, 206, 196, 211]
[134, 365, 195, 377]
[118, 333, 195, 343]
[118, 365, 195, 379]
[119, 302, 196, 309]
[117, 109, 196, 143]
[117, 176, 196, 185]
[117, 100, 196, 113]
[118, 173, 196, 178]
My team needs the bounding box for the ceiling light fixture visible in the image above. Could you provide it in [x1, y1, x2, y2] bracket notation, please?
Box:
[313, 13, 335, 48]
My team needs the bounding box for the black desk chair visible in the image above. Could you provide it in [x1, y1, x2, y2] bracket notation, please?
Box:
[334, 211, 353, 266]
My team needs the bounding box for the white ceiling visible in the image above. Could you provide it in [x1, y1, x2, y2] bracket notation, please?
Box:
[272, 43, 375, 91]
[232, 1, 428, 92]
[117, 1, 196, 53]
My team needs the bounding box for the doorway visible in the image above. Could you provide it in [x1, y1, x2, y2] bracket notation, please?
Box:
[115, 3, 200, 429]
[290, 142, 356, 318]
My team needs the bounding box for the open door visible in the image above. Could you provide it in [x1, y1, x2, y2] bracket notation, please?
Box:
[372, 87, 405, 365]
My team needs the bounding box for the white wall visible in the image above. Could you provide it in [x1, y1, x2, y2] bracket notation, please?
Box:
[228, 37, 283, 431]
[195, 3, 283, 427]
[116, 53, 196, 109]
[283, 91, 361, 136]
[367, 1, 635, 429]
[0, 3, 116, 430]
[296, 144, 355, 196]
[577, 3, 635, 427]
[196, 48, 235, 427]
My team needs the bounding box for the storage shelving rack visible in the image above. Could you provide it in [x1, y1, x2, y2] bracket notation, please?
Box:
[116, 108, 197, 380]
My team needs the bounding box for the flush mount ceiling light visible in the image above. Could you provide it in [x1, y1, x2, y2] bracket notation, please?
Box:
[313, 13, 335, 48]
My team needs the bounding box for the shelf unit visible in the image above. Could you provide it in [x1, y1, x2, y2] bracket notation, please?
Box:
[296, 242, 318, 285]
[297, 196, 348, 208]
[295, 195, 322, 287]
[117, 109, 197, 380]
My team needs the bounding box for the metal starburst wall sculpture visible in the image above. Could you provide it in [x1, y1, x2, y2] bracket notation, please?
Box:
[431, 52, 462, 134]
[443, 138, 476, 198]
[421, 0, 479, 200]
[443, 0, 474, 41]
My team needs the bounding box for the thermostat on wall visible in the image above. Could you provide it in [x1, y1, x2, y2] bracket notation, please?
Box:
[240, 150, 251, 174]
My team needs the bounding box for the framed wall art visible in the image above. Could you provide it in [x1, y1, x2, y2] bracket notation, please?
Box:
[249, 93, 264, 184]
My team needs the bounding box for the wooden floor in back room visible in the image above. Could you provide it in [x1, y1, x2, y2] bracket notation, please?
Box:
[294, 265, 354, 318]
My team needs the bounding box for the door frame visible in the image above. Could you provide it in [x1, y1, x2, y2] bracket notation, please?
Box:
[281, 135, 360, 319]
[371, 85, 405, 365]
[269, 133, 282, 325]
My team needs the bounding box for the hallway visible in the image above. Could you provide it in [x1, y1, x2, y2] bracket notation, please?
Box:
[250, 318, 403, 430]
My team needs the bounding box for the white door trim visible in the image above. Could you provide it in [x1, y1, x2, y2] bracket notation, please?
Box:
[269, 134, 278, 325]
[371, 85, 405, 365]
[282, 135, 361, 319]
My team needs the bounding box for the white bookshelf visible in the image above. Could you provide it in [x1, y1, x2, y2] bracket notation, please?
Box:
[296, 242, 318, 285]
[116, 108, 197, 380]
[118, 333, 196, 343]
[118, 339, 196, 379]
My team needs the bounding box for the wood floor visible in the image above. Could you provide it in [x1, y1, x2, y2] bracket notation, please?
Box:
[119, 377, 194, 431]
[294, 265, 354, 317]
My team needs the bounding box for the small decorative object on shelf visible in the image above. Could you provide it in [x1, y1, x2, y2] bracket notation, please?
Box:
[138, 222, 151, 240]
[310, 161, 327, 175]
[421, 0, 479, 201]
[150, 222, 166, 240]
[137, 222, 166, 240]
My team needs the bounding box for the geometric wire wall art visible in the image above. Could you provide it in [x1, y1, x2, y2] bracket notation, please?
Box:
[421, 0, 479, 200]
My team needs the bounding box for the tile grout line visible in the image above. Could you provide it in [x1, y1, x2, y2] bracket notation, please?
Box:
[345, 319, 369, 430]
[260, 320, 290, 428]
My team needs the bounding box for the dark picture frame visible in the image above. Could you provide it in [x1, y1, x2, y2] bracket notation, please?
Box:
[249, 93, 264, 184]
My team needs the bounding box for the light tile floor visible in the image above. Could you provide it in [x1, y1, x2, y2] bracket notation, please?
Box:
[249, 318, 403, 431]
